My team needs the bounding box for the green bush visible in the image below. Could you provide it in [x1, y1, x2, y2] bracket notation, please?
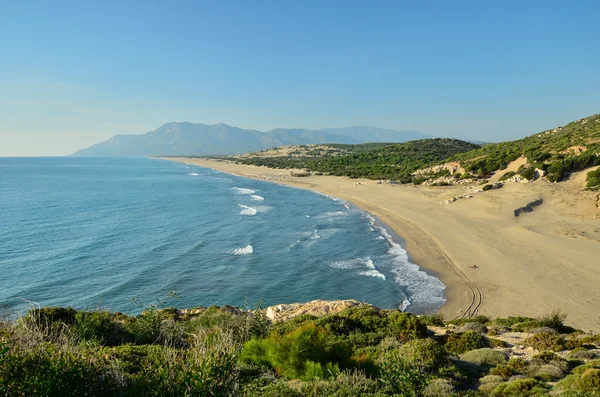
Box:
[520, 167, 536, 180]
[448, 315, 490, 326]
[74, 311, 125, 346]
[489, 363, 517, 380]
[587, 167, 600, 189]
[524, 332, 567, 351]
[493, 316, 534, 327]
[444, 331, 489, 355]
[499, 171, 516, 181]
[459, 348, 508, 367]
[378, 350, 428, 397]
[555, 368, 600, 394]
[300, 370, 384, 396]
[398, 338, 448, 374]
[492, 378, 550, 396]
[240, 324, 355, 380]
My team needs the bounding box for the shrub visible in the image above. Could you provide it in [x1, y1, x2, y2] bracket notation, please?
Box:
[240, 324, 355, 380]
[499, 171, 516, 181]
[528, 363, 565, 381]
[537, 310, 568, 332]
[398, 338, 448, 374]
[444, 331, 489, 355]
[492, 378, 550, 396]
[586, 167, 600, 189]
[300, 370, 383, 396]
[493, 316, 534, 327]
[488, 338, 507, 348]
[448, 316, 490, 326]
[459, 348, 508, 367]
[419, 313, 445, 327]
[456, 322, 488, 334]
[520, 167, 536, 180]
[524, 332, 567, 351]
[555, 368, 600, 394]
[478, 374, 503, 393]
[490, 363, 517, 380]
[512, 320, 540, 332]
[74, 311, 125, 346]
[423, 378, 454, 397]
[241, 378, 303, 397]
[387, 311, 428, 341]
[569, 349, 600, 360]
[378, 350, 428, 397]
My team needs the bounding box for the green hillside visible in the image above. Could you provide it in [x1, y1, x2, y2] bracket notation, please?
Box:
[451, 114, 600, 183]
[1, 303, 599, 396]
[221, 114, 600, 187]
[226, 139, 480, 182]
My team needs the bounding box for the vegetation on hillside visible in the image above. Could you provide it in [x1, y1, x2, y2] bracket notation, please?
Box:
[206, 114, 600, 187]
[1, 301, 599, 396]
[222, 139, 480, 182]
[450, 114, 600, 182]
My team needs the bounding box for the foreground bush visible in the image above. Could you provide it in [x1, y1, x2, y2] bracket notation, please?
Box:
[1, 303, 598, 396]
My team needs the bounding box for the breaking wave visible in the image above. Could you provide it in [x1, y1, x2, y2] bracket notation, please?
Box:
[239, 205, 257, 216]
[231, 245, 254, 255]
[232, 187, 255, 195]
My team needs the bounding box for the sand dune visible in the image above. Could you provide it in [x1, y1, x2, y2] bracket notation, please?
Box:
[164, 157, 600, 331]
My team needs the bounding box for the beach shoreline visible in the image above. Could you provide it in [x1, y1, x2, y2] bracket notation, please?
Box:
[160, 157, 600, 331]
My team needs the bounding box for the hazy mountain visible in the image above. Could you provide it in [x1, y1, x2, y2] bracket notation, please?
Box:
[71, 122, 431, 157]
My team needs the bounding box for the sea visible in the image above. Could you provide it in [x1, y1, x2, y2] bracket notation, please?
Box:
[0, 157, 445, 315]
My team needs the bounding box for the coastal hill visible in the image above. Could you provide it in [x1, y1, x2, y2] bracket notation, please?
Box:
[2, 299, 599, 395]
[221, 113, 600, 189]
[70, 122, 430, 157]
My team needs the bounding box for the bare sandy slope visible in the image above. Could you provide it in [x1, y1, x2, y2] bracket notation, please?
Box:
[163, 157, 600, 331]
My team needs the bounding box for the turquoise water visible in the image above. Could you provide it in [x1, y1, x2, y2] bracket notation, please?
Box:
[0, 157, 445, 314]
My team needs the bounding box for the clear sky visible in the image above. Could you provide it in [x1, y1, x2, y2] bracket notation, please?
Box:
[1, 0, 599, 156]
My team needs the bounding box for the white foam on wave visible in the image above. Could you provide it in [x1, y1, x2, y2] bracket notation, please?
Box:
[366, 214, 447, 311]
[231, 245, 253, 255]
[330, 257, 387, 280]
[251, 194, 264, 201]
[376, 236, 385, 240]
[329, 258, 365, 269]
[359, 270, 386, 280]
[238, 204, 257, 216]
[232, 187, 256, 195]
[188, 172, 200, 176]
[300, 228, 339, 242]
[314, 211, 349, 221]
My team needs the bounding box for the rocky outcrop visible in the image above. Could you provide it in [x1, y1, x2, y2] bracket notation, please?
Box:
[413, 161, 465, 176]
[265, 299, 371, 323]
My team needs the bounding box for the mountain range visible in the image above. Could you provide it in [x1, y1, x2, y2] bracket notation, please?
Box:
[70, 123, 431, 156]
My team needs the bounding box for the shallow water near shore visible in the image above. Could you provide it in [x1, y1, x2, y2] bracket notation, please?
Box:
[0, 157, 445, 314]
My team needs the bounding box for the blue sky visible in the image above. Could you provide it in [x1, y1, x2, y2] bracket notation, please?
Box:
[1, 1, 599, 155]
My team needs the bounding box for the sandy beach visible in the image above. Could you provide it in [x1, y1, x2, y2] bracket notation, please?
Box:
[163, 157, 600, 332]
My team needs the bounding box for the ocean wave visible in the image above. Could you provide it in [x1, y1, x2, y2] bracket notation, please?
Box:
[253, 206, 272, 213]
[359, 270, 386, 280]
[314, 211, 349, 221]
[250, 195, 264, 201]
[330, 257, 387, 280]
[232, 187, 255, 195]
[188, 172, 200, 176]
[231, 245, 253, 255]
[373, 219, 446, 311]
[239, 204, 257, 216]
[300, 228, 339, 242]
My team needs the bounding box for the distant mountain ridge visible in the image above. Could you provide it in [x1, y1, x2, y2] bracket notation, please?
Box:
[70, 122, 431, 157]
